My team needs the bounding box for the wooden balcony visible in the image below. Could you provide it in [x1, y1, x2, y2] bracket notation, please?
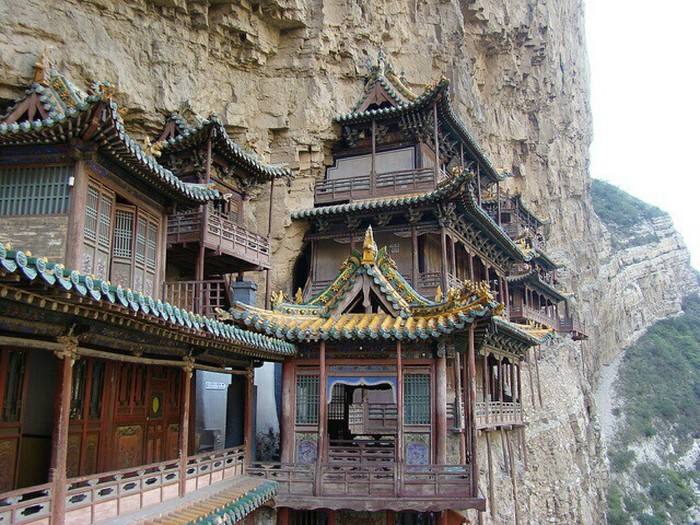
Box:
[0, 446, 245, 525]
[509, 304, 559, 330]
[314, 168, 445, 205]
[167, 207, 270, 269]
[246, 462, 483, 512]
[557, 316, 588, 340]
[475, 401, 523, 430]
[163, 279, 230, 316]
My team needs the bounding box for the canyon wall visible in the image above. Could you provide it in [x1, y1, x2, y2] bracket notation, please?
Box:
[1, 0, 697, 522]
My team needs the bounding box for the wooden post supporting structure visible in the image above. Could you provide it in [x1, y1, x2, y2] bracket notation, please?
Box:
[315, 341, 327, 496]
[411, 225, 419, 288]
[449, 236, 457, 282]
[396, 341, 404, 496]
[485, 432, 496, 518]
[534, 346, 543, 407]
[50, 336, 78, 525]
[455, 351, 466, 463]
[467, 324, 478, 495]
[483, 352, 490, 425]
[507, 432, 521, 525]
[440, 226, 449, 293]
[244, 368, 255, 465]
[496, 181, 501, 226]
[500, 428, 509, 475]
[435, 344, 448, 465]
[468, 251, 474, 282]
[527, 348, 536, 409]
[195, 138, 213, 288]
[280, 360, 295, 463]
[371, 120, 377, 176]
[433, 102, 440, 182]
[278, 508, 290, 525]
[264, 176, 275, 309]
[476, 165, 482, 205]
[520, 427, 528, 470]
[178, 358, 194, 496]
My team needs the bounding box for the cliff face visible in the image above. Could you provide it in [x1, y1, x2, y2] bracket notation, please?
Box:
[1, 1, 697, 523]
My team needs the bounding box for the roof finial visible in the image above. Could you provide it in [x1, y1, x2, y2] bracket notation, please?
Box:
[33, 47, 54, 86]
[361, 225, 378, 264]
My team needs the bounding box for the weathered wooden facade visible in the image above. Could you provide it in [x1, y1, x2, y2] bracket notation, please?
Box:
[0, 56, 293, 525]
[225, 227, 542, 523]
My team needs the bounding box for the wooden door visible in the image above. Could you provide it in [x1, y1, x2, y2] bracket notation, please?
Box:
[0, 350, 28, 491]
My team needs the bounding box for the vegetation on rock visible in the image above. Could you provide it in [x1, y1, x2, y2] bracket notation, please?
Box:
[606, 295, 700, 525]
[591, 179, 665, 230]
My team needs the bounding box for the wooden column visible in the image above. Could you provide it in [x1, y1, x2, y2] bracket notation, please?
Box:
[433, 102, 440, 182]
[476, 165, 482, 204]
[496, 181, 501, 226]
[467, 325, 478, 496]
[498, 275, 504, 305]
[244, 368, 255, 465]
[280, 360, 295, 463]
[411, 225, 419, 288]
[196, 139, 213, 285]
[50, 337, 78, 525]
[504, 276, 510, 312]
[461, 349, 470, 461]
[468, 251, 474, 281]
[64, 159, 89, 269]
[449, 236, 457, 282]
[278, 508, 290, 525]
[455, 352, 466, 463]
[435, 345, 448, 465]
[440, 226, 449, 293]
[315, 342, 327, 495]
[483, 352, 490, 424]
[178, 359, 194, 496]
[264, 177, 275, 309]
[396, 340, 404, 496]
[371, 120, 377, 175]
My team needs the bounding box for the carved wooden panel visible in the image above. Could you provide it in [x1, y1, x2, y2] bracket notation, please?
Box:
[166, 424, 179, 461]
[66, 432, 81, 477]
[146, 423, 163, 465]
[0, 437, 18, 492]
[114, 425, 143, 470]
[84, 432, 99, 474]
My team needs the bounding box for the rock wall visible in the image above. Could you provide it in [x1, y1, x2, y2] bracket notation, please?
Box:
[1, 0, 697, 523]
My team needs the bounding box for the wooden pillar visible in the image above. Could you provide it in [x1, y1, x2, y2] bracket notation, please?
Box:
[507, 432, 521, 525]
[467, 325, 478, 495]
[50, 337, 78, 525]
[64, 160, 89, 269]
[468, 251, 474, 281]
[485, 432, 495, 517]
[196, 138, 213, 285]
[435, 345, 448, 465]
[476, 165, 482, 204]
[496, 181, 501, 226]
[433, 102, 440, 182]
[280, 360, 295, 463]
[534, 346, 543, 407]
[264, 177, 276, 309]
[455, 352, 466, 463]
[278, 508, 290, 525]
[498, 275, 504, 305]
[315, 342, 327, 495]
[449, 236, 457, 282]
[328, 510, 336, 525]
[499, 358, 505, 402]
[504, 276, 510, 312]
[244, 368, 255, 465]
[396, 340, 404, 496]
[483, 352, 490, 424]
[411, 225, 419, 287]
[440, 226, 449, 293]
[178, 359, 194, 496]
[371, 120, 377, 175]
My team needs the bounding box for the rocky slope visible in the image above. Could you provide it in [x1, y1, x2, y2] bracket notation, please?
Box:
[1, 1, 697, 523]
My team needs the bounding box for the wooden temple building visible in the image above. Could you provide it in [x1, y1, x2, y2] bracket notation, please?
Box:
[0, 57, 292, 525]
[0, 51, 585, 525]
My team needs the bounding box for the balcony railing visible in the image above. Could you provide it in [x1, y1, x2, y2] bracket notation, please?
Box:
[315, 168, 444, 204]
[0, 446, 245, 525]
[328, 440, 395, 466]
[474, 401, 523, 429]
[509, 304, 558, 330]
[558, 316, 587, 339]
[163, 279, 229, 316]
[247, 462, 473, 501]
[168, 207, 270, 268]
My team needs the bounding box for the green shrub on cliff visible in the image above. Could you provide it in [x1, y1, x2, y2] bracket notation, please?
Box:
[591, 179, 665, 229]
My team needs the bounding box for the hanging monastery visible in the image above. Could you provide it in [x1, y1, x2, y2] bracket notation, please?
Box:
[0, 51, 586, 525]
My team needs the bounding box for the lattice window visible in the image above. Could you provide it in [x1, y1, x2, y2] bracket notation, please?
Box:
[0, 165, 71, 216]
[296, 375, 319, 425]
[328, 384, 345, 420]
[82, 181, 115, 279]
[404, 374, 431, 425]
[1, 351, 26, 423]
[113, 207, 134, 259]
